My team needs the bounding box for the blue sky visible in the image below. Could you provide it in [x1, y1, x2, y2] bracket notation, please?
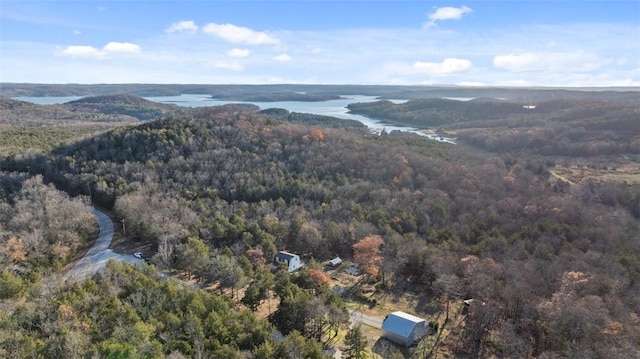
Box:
[1, 1, 638, 86]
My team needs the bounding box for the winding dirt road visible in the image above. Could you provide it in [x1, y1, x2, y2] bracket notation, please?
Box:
[63, 208, 140, 282]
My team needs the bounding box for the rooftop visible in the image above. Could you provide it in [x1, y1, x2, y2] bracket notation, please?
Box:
[275, 251, 298, 260]
[387, 311, 426, 324]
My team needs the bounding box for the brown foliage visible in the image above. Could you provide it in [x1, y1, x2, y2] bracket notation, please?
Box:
[353, 235, 384, 278]
[308, 269, 332, 288]
[246, 246, 267, 268]
[4, 236, 27, 262]
[309, 129, 324, 141]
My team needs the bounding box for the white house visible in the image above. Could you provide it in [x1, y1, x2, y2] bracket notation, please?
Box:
[274, 251, 302, 272]
[381, 311, 428, 347]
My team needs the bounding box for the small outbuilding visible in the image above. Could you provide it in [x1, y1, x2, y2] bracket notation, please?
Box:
[381, 311, 428, 347]
[274, 251, 302, 272]
[344, 266, 361, 276]
[328, 257, 342, 268]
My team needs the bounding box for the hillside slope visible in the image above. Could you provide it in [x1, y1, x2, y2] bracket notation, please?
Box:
[8, 103, 638, 357]
[63, 93, 188, 121]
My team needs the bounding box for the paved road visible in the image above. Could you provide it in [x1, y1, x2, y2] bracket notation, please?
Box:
[63, 208, 140, 282]
[348, 309, 384, 329]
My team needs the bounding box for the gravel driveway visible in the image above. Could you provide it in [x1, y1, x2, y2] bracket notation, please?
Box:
[348, 309, 384, 329]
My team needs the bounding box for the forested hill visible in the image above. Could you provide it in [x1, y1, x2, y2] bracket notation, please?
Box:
[8, 101, 639, 356]
[348, 98, 535, 126]
[0, 94, 370, 160]
[0, 94, 192, 157]
[12, 100, 640, 357]
[0, 94, 186, 124]
[348, 97, 640, 157]
[40, 104, 401, 209]
[62, 93, 188, 121]
[347, 96, 640, 127]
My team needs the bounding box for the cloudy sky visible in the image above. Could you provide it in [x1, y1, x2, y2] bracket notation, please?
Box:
[1, 0, 638, 86]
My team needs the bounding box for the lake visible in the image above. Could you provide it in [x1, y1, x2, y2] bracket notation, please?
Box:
[13, 94, 455, 143]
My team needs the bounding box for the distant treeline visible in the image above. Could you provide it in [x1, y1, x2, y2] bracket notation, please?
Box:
[348, 97, 640, 157]
[2, 83, 639, 103]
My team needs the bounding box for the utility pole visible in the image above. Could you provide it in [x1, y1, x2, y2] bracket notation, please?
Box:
[121, 219, 126, 238]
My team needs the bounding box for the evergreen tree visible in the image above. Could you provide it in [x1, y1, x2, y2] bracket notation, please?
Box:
[343, 324, 368, 359]
[241, 281, 263, 311]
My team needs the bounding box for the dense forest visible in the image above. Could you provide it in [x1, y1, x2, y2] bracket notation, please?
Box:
[347, 98, 640, 154]
[0, 94, 186, 125]
[0, 94, 188, 158]
[1, 90, 640, 358]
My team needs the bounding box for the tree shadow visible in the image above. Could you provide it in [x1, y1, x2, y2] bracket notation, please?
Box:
[372, 337, 410, 359]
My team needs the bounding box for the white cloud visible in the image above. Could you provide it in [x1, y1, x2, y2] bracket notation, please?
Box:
[10, 18, 635, 86]
[493, 53, 538, 72]
[103, 42, 141, 54]
[456, 81, 486, 87]
[603, 78, 640, 87]
[227, 48, 250, 58]
[57, 45, 104, 58]
[424, 5, 472, 28]
[413, 58, 474, 75]
[493, 52, 607, 72]
[266, 76, 285, 83]
[497, 79, 532, 86]
[616, 58, 628, 65]
[165, 20, 199, 34]
[202, 23, 279, 45]
[211, 61, 244, 71]
[57, 42, 141, 58]
[272, 53, 291, 62]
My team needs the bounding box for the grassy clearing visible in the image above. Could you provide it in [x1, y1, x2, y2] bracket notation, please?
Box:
[551, 161, 640, 185]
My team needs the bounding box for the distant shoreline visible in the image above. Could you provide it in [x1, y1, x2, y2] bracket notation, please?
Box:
[2, 83, 638, 104]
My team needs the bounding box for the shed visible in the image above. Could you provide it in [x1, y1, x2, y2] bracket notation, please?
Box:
[344, 266, 361, 276]
[328, 257, 342, 267]
[381, 311, 428, 347]
[274, 251, 302, 272]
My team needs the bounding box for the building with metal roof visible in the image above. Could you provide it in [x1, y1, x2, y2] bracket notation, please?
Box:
[381, 311, 428, 347]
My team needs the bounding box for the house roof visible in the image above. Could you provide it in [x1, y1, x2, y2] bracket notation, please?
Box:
[382, 311, 426, 338]
[275, 251, 298, 261]
[344, 266, 361, 276]
[329, 257, 342, 266]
